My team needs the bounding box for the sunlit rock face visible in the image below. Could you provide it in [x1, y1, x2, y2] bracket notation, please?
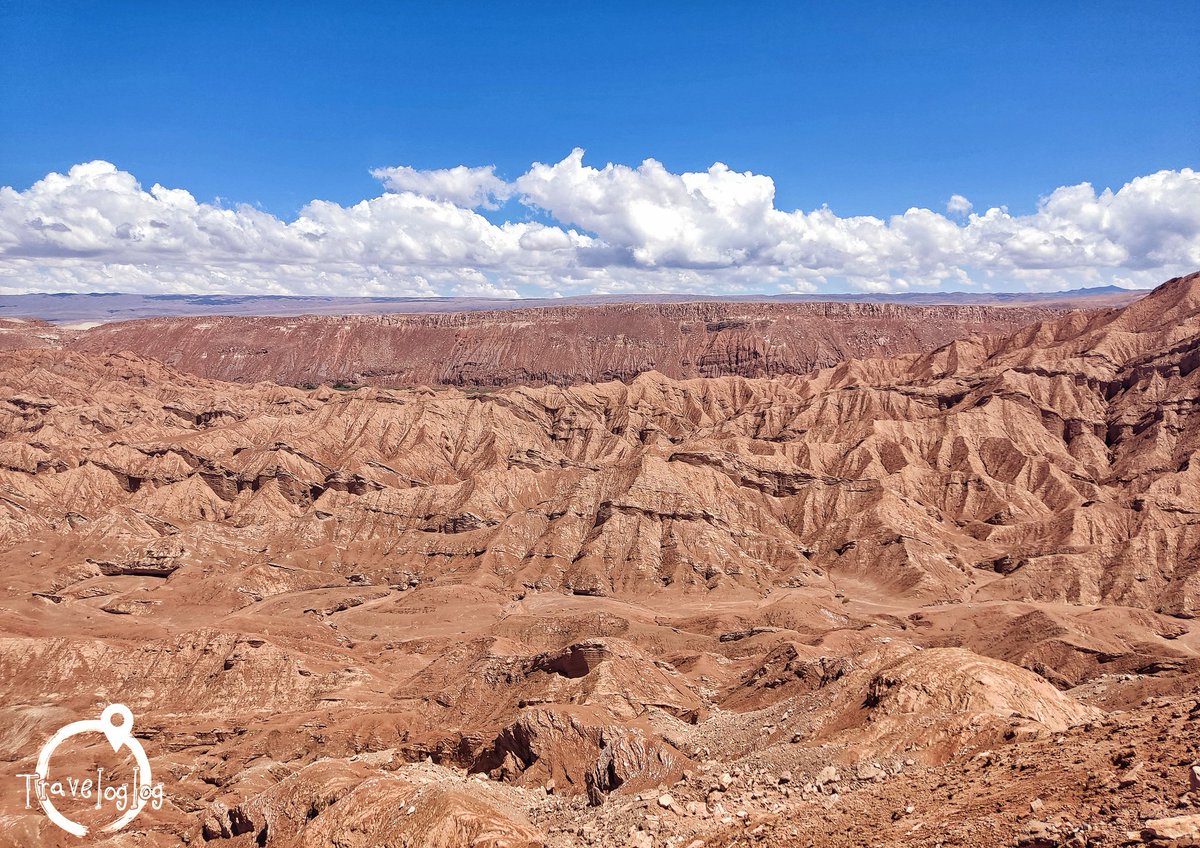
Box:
[0, 273, 1198, 847]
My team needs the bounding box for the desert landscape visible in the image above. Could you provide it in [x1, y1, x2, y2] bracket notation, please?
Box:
[0, 291, 1139, 389]
[4, 4, 1198, 844]
[2, 273, 1200, 847]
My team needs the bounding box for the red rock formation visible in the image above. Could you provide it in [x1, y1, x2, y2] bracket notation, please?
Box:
[0, 273, 1198, 847]
[62, 300, 1083, 387]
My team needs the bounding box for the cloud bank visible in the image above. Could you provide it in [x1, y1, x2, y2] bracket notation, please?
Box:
[2, 151, 1198, 297]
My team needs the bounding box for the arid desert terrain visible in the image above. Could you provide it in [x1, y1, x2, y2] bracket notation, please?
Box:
[3, 276, 1200, 847]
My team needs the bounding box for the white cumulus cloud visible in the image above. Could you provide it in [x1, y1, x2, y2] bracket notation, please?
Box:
[1, 153, 1198, 297]
[947, 194, 973, 216]
[514, 149, 779, 268]
[370, 163, 512, 209]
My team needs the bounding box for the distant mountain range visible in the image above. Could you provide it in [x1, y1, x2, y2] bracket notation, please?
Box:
[0, 285, 1143, 323]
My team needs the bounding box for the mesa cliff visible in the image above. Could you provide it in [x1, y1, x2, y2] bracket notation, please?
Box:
[59, 300, 1093, 387]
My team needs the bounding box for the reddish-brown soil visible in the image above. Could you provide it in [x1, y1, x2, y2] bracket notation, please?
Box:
[11, 300, 1107, 388]
[1, 274, 1199, 847]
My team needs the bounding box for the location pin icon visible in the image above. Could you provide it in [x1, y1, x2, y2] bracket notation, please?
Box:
[100, 704, 134, 752]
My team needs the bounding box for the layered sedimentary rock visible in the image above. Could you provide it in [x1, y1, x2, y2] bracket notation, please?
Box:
[59, 300, 1087, 387]
[0, 274, 1198, 847]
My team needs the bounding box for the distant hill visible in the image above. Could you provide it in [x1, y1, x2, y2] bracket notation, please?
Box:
[1, 299, 1111, 389]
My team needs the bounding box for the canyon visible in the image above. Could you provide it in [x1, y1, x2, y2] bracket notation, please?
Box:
[0, 275, 1198, 846]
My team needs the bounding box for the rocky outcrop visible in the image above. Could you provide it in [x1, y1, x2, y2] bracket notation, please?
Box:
[471, 706, 691, 803]
[845, 648, 1102, 754]
[199, 760, 545, 848]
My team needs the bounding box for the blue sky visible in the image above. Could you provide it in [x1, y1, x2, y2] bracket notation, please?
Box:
[1, 1, 1198, 297]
